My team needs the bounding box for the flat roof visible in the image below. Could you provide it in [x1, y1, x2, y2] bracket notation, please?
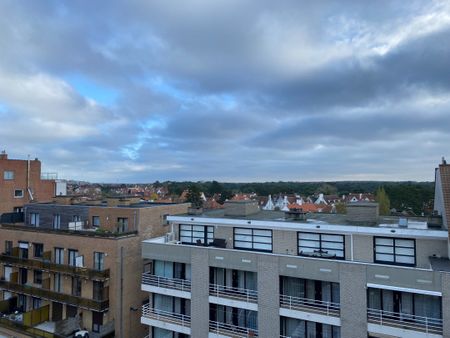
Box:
[167, 209, 447, 239]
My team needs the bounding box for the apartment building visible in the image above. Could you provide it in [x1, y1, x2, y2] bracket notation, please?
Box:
[0, 151, 66, 217]
[140, 164, 450, 338]
[0, 196, 189, 338]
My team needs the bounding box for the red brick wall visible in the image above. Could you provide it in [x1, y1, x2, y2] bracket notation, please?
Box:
[0, 155, 55, 214]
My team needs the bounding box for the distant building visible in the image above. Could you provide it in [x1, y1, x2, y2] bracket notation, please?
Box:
[0, 196, 189, 338]
[0, 151, 66, 217]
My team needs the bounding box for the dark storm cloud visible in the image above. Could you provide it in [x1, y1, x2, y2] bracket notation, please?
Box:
[0, 0, 449, 181]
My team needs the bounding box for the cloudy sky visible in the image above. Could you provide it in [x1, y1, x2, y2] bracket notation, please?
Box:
[1, 0, 449, 182]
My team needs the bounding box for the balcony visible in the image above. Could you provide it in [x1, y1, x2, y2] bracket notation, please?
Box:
[0, 253, 110, 280]
[141, 272, 191, 293]
[209, 284, 258, 303]
[367, 308, 443, 335]
[279, 294, 340, 317]
[0, 280, 109, 312]
[141, 304, 191, 330]
[209, 320, 258, 337]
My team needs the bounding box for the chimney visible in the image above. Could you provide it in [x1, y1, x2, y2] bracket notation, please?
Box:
[442, 156, 447, 165]
[0, 150, 7, 160]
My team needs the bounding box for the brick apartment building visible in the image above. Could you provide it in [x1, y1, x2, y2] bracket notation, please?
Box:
[0, 151, 66, 216]
[0, 196, 189, 338]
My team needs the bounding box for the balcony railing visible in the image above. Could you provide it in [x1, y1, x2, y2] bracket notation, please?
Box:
[280, 294, 340, 317]
[0, 254, 110, 280]
[141, 304, 191, 327]
[209, 284, 258, 303]
[141, 273, 191, 293]
[209, 320, 258, 337]
[367, 308, 443, 335]
[0, 280, 109, 312]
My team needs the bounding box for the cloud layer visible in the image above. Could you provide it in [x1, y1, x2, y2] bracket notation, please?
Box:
[0, 0, 449, 182]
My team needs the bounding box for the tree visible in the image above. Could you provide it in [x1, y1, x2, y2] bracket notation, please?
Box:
[186, 184, 203, 208]
[208, 180, 223, 196]
[218, 190, 234, 204]
[375, 187, 391, 216]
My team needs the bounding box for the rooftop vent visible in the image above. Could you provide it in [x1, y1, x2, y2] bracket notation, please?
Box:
[398, 218, 408, 228]
[284, 209, 307, 221]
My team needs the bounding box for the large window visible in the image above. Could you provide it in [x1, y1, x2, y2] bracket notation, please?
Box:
[298, 232, 345, 259]
[234, 228, 272, 252]
[4, 241, 13, 255]
[374, 237, 415, 266]
[179, 224, 214, 245]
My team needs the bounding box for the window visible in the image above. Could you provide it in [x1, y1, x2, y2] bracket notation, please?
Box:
[33, 243, 43, 258]
[117, 218, 128, 232]
[92, 311, 103, 333]
[374, 237, 416, 266]
[93, 281, 104, 301]
[19, 241, 29, 259]
[53, 214, 61, 229]
[72, 215, 81, 222]
[14, 189, 24, 198]
[68, 249, 78, 266]
[19, 267, 27, 284]
[94, 252, 105, 271]
[32, 297, 41, 309]
[33, 270, 43, 284]
[72, 277, 82, 296]
[54, 273, 62, 292]
[30, 213, 40, 227]
[92, 216, 100, 228]
[179, 224, 214, 245]
[3, 171, 14, 180]
[234, 228, 272, 252]
[54, 248, 64, 264]
[4, 241, 13, 255]
[298, 232, 345, 259]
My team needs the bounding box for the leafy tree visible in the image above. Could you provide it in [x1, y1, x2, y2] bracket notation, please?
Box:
[208, 180, 223, 196]
[335, 202, 347, 214]
[375, 187, 391, 216]
[218, 190, 234, 204]
[186, 184, 203, 208]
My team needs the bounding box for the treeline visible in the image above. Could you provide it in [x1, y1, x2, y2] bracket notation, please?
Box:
[162, 180, 435, 215]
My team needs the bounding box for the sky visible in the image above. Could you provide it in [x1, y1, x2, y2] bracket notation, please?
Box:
[0, 0, 449, 183]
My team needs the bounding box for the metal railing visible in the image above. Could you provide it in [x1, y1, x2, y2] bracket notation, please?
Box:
[141, 304, 191, 327]
[209, 284, 258, 303]
[279, 294, 340, 317]
[0, 254, 110, 280]
[0, 280, 109, 312]
[141, 273, 191, 292]
[367, 308, 443, 335]
[209, 320, 258, 337]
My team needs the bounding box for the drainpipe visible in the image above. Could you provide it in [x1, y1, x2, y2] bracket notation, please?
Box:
[120, 246, 124, 337]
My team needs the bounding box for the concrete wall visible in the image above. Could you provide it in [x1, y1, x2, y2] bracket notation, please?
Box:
[339, 263, 367, 338]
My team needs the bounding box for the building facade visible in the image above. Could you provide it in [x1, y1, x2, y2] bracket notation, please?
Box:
[140, 166, 450, 338]
[0, 197, 189, 338]
[0, 151, 65, 217]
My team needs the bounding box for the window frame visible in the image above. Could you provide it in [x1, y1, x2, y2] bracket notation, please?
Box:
[93, 252, 105, 271]
[92, 216, 100, 228]
[14, 189, 24, 198]
[374, 236, 416, 266]
[233, 227, 273, 253]
[298, 232, 345, 260]
[30, 213, 40, 227]
[179, 224, 214, 245]
[33, 270, 43, 284]
[33, 243, 44, 258]
[3, 170, 14, 180]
